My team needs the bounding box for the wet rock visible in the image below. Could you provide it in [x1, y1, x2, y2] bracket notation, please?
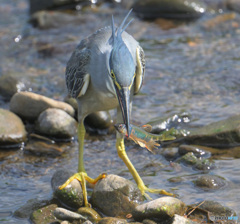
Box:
[162, 214, 199, 224]
[85, 111, 113, 130]
[98, 217, 127, 224]
[30, 204, 60, 224]
[77, 207, 101, 223]
[132, 197, 186, 222]
[194, 175, 227, 190]
[226, 0, 240, 13]
[177, 152, 215, 171]
[0, 108, 27, 148]
[91, 174, 143, 217]
[14, 198, 49, 219]
[29, 0, 82, 14]
[51, 169, 84, 209]
[133, 0, 206, 20]
[142, 219, 157, 224]
[184, 114, 240, 147]
[191, 200, 236, 216]
[35, 108, 77, 139]
[54, 207, 87, 221]
[178, 145, 211, 158]
[0, 75, 25, 100]
[83, 221, 93, 224]
[10, 91, 75, 121]
[145, 113, 190, 136]
[162, 147, 179, 161]
[24, 140, 64, 157]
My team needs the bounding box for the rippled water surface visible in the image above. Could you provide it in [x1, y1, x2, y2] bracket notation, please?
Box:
[1, 0, 240, 223]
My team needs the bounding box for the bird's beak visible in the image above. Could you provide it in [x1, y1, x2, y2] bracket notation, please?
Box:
[115, 86, 131, 137]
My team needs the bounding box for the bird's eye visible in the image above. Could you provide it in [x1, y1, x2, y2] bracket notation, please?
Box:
[110, 70, 115, 79]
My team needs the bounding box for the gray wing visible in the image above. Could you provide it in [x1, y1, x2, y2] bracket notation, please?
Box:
[134, 45, 145, 95]
[65, 39, 91, 98]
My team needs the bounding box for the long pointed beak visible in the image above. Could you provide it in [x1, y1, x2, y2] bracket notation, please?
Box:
[115, 86, 131, 137]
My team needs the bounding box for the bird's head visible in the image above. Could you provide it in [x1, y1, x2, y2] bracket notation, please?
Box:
[108, 10, 135, 137]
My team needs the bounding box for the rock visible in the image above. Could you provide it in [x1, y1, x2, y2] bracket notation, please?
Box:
[0, 108, 27, 148]
[0, 75, 25, 100]
[177, 152, 215, 171]
[35, 108, 77, 139]
[29, 0, 80, 14]
[53, 207, 87, 221]
[162, 214, 199, 224]
[145, 113, 191, 135]
[162, 147, 179, 161]
[132, 197, 187, 222]
[51, 169, 84, 209]
[226, 0, 240, 13]
[191, 200, 236, 216]
[85, 111, 113, 130]
[183, 114, 240, 147]
[77, 207, 101, 223]
[178, 145, 211, 158]
[83, 221, 93, 224]
[98, 217, 127, 224]
[30, 204, 60, 224]
[132, 0, 206, 20]
[24, 140, 64, 157]
[10, 91, 75, 121]
[194, 175, 227, 190]
[14, 198, 49, 219]
[91, 174, 143, 217]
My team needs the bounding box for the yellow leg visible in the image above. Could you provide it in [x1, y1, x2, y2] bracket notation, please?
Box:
[116, 137, 173, 199]
[59, 121, 106, 207]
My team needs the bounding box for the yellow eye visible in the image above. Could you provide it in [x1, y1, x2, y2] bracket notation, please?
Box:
[110, 70, 115, 79]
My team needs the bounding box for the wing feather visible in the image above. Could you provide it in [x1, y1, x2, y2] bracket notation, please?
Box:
[65, 40, 91, 98]
[134, 45, 145, 95]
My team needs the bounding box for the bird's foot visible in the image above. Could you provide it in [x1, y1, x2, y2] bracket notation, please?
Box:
[59, 172, 106, 207]
[138, 184, 174, 200]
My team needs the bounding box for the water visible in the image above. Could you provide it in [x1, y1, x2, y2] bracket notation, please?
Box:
[0, 0, 240, 223]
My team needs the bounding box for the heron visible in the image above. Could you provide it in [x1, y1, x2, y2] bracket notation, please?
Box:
[59, 10, 173, 206]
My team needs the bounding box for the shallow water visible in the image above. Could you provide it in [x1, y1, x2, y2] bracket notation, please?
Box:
[0, 0, 240, 223]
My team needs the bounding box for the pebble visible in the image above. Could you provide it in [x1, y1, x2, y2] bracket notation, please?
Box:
[10, 91, 75, 121]
[91, 174, 143, 217]
[98, 217, 127, 224]
[53, 207, 87, 221]
[35, 108, 77, 139]
[51, 169, 84, 209]
[226, 0, 240, 13]
[133, 0, 206, 20]
[178, 145, 211, 158]
[132, 197, 186, 222]
[0, 108, 27, 148]
[77, 207, 101, 223]
[194, 175, 227, 190]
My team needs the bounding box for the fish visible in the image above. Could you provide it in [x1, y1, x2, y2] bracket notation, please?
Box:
[114, 123, 175, 153]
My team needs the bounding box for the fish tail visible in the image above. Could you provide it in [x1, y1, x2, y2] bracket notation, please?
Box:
[146, 139, 160, 154]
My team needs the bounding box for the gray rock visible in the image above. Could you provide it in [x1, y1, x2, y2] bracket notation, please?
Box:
[177, 152, 215, 171]
[54, 207, 87, 221]
[77, 207, 101, 223]
[14, 198, 49, 219]
[51, 169, 84, 209]
[98, 217, 127, 224]
[0, 108, 27, 148]
[226, 0, 240, 13]
[133, 0, 206, 20]
[30, 204, 60, 224]
[132, 197, 187, 222]
[162, 214, 199, 224]
[35, 108, 77, 139]
[91, 174, 143, 217]
[191, 200, 236, 216]
[29, 0, 81, 14]
[10, 91, 75, 121]
[178, 145, 211, 158]
[194, 175, 227, 190]
[83, 221, 93, 224]
[0, 75, 25, 100]
[183, 114, 240, 147]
